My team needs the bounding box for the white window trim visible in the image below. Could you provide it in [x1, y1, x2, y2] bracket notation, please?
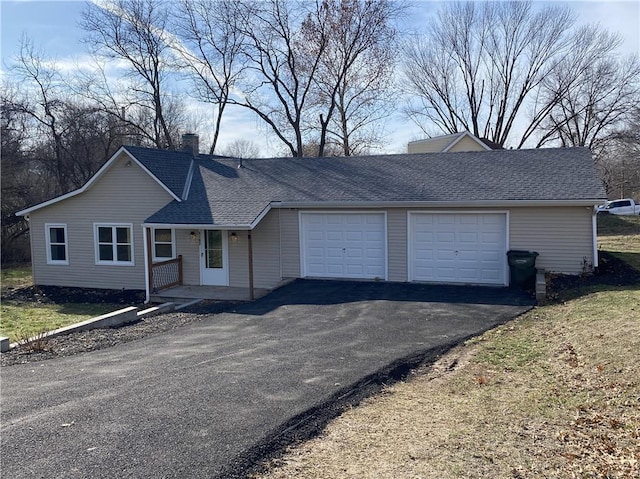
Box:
[45, 223, 69, 265]
[94, 223, 135, 266]
[151, 227, 176, 262]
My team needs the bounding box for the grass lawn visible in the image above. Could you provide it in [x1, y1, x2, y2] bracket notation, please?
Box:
[0, 264, 122, 342]
[255, 216, 640, 479]
[1, 303, 121, 343]
[1, 263, 33, 294]
[597, 214, 640, 271]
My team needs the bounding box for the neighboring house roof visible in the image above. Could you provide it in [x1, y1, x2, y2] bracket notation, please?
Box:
[145, 147, 606, 228]
[407, 131, 493, 154]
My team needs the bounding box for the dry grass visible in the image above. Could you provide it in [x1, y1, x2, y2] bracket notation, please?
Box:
[255, 222, 640, 479]
[1, 263, 32, 294]
[257, 289, 640, 479]
[598, 215, 640, 271]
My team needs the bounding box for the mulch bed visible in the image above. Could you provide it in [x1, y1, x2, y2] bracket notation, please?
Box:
[1, 285, 145, 305]
[546, 251, 640, 302]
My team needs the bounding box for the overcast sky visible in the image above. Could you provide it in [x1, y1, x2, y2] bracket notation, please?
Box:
[1, 0, 638, 155]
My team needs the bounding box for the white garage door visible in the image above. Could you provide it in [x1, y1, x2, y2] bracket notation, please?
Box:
[301, 213, 386, 279]
[410, 213, 507, 285]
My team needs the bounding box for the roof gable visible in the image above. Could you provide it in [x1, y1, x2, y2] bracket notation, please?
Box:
[408, 131, 492, 153]
[16, 147, 186, 216]
[122, 146, 195, 199]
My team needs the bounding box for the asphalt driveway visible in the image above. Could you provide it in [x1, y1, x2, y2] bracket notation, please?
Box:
[1, 280, 533, 478]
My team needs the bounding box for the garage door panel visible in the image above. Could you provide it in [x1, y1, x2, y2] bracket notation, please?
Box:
[482, 269, 500, 281]
[346, 248, 363, 258]
[437, 249, 455, 260]
[436, 267, 456, 279]
[410, 213, 506, 285]
[459, 232, 478, 243]
[302, 213, 386, 280]
[459, 268, 480, 280]
[437, 216, 455, 225]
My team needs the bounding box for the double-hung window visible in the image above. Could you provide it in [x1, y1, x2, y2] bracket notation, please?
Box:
[152, 228, 175, 261]
[95, 224, 134, 265]
[45, 224, 68, 265]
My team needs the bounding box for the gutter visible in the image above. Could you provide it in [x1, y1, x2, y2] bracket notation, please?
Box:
[142, 223, 252, 230]
[269, 199, 607, 209]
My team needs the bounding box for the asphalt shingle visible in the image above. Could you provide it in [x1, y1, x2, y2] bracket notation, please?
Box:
[140, 147, 606, 227]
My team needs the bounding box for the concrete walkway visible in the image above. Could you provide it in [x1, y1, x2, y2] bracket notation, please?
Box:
[0, 280, 533, 478]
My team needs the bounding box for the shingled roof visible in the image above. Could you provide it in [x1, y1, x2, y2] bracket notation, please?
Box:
[141, 147, 606, 228]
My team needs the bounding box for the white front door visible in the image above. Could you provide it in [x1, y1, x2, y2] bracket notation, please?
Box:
[200, 230, 229, 286]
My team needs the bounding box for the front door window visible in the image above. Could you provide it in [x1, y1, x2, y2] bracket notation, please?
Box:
[201, 230, 228, 286]
[205, 230, 223, 269]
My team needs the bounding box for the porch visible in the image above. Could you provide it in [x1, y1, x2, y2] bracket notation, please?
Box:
[149, 284, 271, 304]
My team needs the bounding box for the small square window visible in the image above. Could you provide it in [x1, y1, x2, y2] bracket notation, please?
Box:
[46, 224, 68, 265]
[152, 228, 174, 261]
[99, 227, 112, 243]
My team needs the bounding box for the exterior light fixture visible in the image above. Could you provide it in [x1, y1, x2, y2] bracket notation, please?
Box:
[189, 231, 199, 242]
[230, 232, 238, 243]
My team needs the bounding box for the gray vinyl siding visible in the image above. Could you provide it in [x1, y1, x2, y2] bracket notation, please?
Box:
[252, 210, 281, 288]
[272, 205, 595, 282]
[387, 209, 407, 282]
[228, 231, 249, 287]
[279, 209, 301, 278]
[509, 207, 594, 274]
[176, 229, 199, 285]
[28, 153, 175, 290]
[226, 211, 282, 289]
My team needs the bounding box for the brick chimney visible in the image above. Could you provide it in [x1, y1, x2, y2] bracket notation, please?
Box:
[181, 133, 199, 156]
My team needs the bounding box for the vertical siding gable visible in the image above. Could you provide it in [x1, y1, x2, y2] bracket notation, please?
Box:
[29, 154, 176, 290]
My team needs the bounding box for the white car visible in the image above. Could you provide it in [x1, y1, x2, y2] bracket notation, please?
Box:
[597, 198, 640, 215]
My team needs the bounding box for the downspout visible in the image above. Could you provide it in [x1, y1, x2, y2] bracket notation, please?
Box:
[143, 226, 151, 304]
[248, 230, 254, 300]
[592, 207, 599, 270]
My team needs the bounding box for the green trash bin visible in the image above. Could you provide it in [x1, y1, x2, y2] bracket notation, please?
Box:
[507, 250, 539, 289]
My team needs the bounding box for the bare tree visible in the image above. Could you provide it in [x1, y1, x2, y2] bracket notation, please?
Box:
[81, 0, 178, 149]
[302, 0, 400, 156]
[1, 70, 123, 263]
[172, 0, 247, 154]
[233, 0, 329, 157]
[1, 81, 46, 263]
[9, 37, 78, 193]
[219, 138, 260, 158]
[537, 26, 640, 154]
[402, 0, 575, 147]
[597, 107, 640, 199]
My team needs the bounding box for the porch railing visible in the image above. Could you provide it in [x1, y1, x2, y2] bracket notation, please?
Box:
[151, 255, 183, 292]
